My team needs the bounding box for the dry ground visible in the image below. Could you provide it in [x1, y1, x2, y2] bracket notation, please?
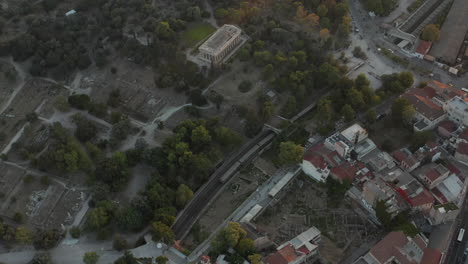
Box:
[0, 163, 85, 229]
[0, 78, 68, 152]
[254, 176, 378, 264]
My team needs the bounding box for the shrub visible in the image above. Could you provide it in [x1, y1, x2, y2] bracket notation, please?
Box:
[238, 80, 253, 93]
[70, 226, 81, 238]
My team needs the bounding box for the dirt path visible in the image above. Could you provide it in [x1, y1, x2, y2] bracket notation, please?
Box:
[203, 0, 218, 28]
[0, 57, 28, 114]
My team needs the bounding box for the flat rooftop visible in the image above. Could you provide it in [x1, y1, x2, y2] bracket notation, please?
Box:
[429, 0, 468, 65]
[199, 24, 242, 55]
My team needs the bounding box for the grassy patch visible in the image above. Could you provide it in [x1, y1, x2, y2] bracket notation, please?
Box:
[181, 22, 216, 47]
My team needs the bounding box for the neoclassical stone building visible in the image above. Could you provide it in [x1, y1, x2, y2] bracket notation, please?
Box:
[199, 24, 243, 65]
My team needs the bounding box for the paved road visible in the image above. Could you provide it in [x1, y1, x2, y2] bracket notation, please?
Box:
[444, 196, 468, 264]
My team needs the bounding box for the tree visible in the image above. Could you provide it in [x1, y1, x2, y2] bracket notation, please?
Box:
[278, 141, 304, 166]
[151, 221, 175, 244]
[31, 252, 53, 264]
[113, 235, 128, 251]
[391, 98, 414, 126]
[398, 72, 414, 89]
[282, 96, 297, 118]
[248, 254, 262, 264]
[83, 252, 99, 264]
[410, 131, 435, 152]
[68, 94, 91, 110]
[341, 104, 355, 122]
[261, 100, 274, 120]
[238, 80, 253, 93]
[73, 114, 97, 142]
[94, 152, 130, 191]
[319, 28, 330, 40]
[70, 226, 81, 238]
[15, 227, 33, 244]
[421, 24, 440, 42]
[116, 206, 145, 232]
[365, 109, 377, 123]
[87, 207, 110, 230]
[236, 238, 256, 257]
[375, 200, 392, 229]
[191, 126, 212, 149]
[156, 256, 169, 264]
[175, 184, 193, 208]
[114, 251, 138, 264]
[212, 222, 247, 253]
[317, 4, 328, 17]
[155, 22, 175, 40]
[33, 229, 62, 250]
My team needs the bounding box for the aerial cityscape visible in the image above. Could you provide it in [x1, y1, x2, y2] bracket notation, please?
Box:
[0, 0, 467, 263]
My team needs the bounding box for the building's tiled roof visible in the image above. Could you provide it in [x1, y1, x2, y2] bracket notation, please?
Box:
[402, 92, 444, 120]
[431, 187, 449, 204]
[369, 231, 421, 264]
[456, 142, 468, 155]
[413, 235, 427, 250]
[392, 150, 407, 163]
[438, 120, 457, 133]
[265, 244, 297, 264]
[410, 188, 434, 207]
[420, 248, 442, 264]
[459, 129, 468, 141]
[303, 152, 328, 169]
[416, 40, 432, 55]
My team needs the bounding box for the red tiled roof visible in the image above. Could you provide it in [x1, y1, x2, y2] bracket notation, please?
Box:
[431, 187, 449, 204]
[426, 141, 439, 149]
[413, 235, 427, 250]
[459, 129, 468, 141]
[297, 245, 310, 255]
[303, 153, 328, 169]
[369, 232, 410, 263]
[456, 142, 468, 155]
[393, 150, 407, 163]
[425, 168, 442, 182]
[410, 189, 434, 207]
[402, 93, 444, 120]
[330, 161, 369, 181]
[266, 244, 298, 264]
[446, 162, 461, 175]
[421, 248, 442, 264]
[416, 40, 432, 55]
[438, 120, 457, 133]
[429, 80, 450, 90]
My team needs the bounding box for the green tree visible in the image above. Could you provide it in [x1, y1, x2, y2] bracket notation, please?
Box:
[151, 221, 175, 244]
[341, 104, 355, 122]
[176, 184, 193, 208]
[248, 254, 263, 264]
[421, 24, 440, 42]
[15, 227, 33, 244]
[156, 21, 175, 40]
[261, 100, 274, 120]
[113, 235, 128, 251]
[398, 72, 414, 89]
[212, 222, 247, 253]
[282, 96, 297, 118]
[191, 126, 212, 149]
[156, 256, 169, 264]
[365, 109, 377, 123]
[278, 141, 304, 166]
[114, 251, 138, 264]
[391, 98, 415, 126]
[375, 200, 392, 229]
[236, 238, 256, 257]
[87, 207, 110, 230]
[83, 252, 99, 264]
[70, 226, 81, 238]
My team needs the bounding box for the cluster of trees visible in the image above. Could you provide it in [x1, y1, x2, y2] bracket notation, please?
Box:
[0, 218, 63, 249]
[316, 74, 380, 134]
[325, 177, 351, 208]
[421, 24, 440, 42]
[380, 72, 414, 96]
[211, 222, 262, 263]
[38, 123, 92, 173]
[362, 0, 397, 16]
[375, 200, 420, 237]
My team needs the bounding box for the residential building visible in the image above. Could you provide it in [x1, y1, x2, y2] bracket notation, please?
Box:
[402, 87, 446, 131]
[392, 149, 420, 172]
[431, 174, 464, 204]
[365, 151, 396, 172]
[428, 203, 460, 225]
[353, 231, 441, 264]
[302, 151, 329, 182]
[265, 227, 321, 264]
[444, 96, 468, 126]
[330, 161, 372, 183]
[415, 40, 432, 56]
[354, 138, 377, 160]
[340, 124, 368, 144]
[396, 180, 434, 212]
[199, 24, 244, 65]
[455, 142, 468, 164]
[437, 120, 458, 138]
[415, 164, 450, 189]
[324, 133, 353, 158]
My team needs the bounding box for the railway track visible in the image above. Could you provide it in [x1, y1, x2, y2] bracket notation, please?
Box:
[171, 129, 275, 239]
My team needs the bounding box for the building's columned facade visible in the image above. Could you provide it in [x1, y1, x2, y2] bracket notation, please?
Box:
[199, 24, 243, 65]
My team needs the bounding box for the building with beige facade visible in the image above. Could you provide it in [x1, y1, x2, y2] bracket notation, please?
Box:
[199, 24, 243, 65]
